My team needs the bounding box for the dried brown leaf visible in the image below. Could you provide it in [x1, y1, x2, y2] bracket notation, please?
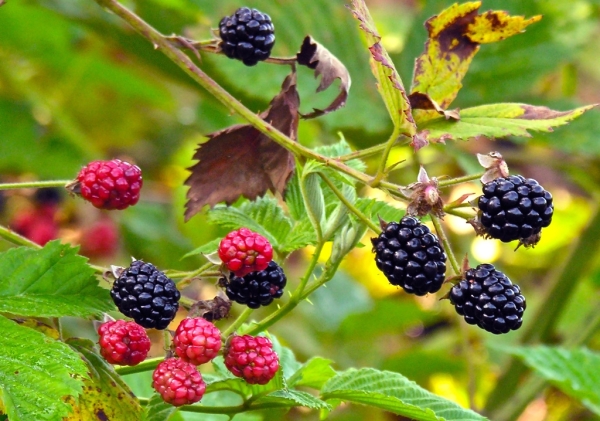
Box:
[296, 35, 350, 119]
[408, 92, 460, 121]
[184, 73, 299, 220]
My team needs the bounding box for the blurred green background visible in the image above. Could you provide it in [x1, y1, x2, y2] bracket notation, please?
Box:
[1, 0, 600, 420]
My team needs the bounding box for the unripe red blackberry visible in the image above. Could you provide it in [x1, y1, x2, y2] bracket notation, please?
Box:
[224, 335, 279, 385]
[224, 261, 286, 309]
[152, 358, 206, 406]
[97, 320, 150, 366]
[110, 260, 180, 330]
[371, 216, 447, 295]
[73, 159, 142, 210]
[478, 175, 553, 245]
[219, 7, 275, 66]
[218, 228, 273, 277]
[173, 317, 222, 366]
[449, 263, 526, 334]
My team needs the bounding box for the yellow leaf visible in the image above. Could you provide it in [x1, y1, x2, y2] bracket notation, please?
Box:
[468, 12, 542, 44]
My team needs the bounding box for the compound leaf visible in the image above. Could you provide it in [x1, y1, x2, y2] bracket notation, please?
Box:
[418, 103, 596, 143]
[0, 315, 88, 421]
[0, 241, 112, 318]
[509, 346, 600, 415]
[321, 368, 488, 421]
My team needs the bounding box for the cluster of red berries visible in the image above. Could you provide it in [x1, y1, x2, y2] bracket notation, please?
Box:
[97, 316, 280, 406]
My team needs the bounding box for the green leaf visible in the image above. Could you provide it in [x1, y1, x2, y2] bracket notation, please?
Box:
[349, 0, 416, 136]
[313, 137, 366, 173]
[0, 241, 112, 317]
[182, 237, 221, 260]
[143, 393, 179, 421]
[67, 338, 143, 421]
[284, 172, 305, 222]
[0, 315, 88, 421]
[508, 346, 600, 415]
[356, 198, 404, 226]
[301, 167, 326, 237]
[321, 368, 488, 421]
[418, 103, 597, 143]
[206, 361, 285, 398]
[285, 219, 318, 252]
[287, 357, 336, 389]
[254, 389, 330, 411]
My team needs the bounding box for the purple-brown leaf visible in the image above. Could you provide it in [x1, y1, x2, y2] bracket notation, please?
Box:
[184, 73, 299, 221]
[296, 35, 351, 119]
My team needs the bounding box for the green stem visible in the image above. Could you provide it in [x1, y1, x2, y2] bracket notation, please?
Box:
[445, 208, 475, 220]
[117, 356, 163, 375]
[180, 402, 292, 414]
[318, 172, 380, 234]
[92, 0, 374, 188]
[174, 262, 214, 288]
[337, 137, 410, 162]
[372, 127, 401, 186]
[0, 180, 72, 190]
[430, 215, 460, 275]
[438, 173, 483, 188]
[222, 307, 254, 337]
[485, 202, 600, 419]
[0, 225, 42, 249]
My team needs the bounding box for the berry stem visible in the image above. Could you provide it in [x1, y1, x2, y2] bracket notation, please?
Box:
[336, 137, 410, 162]
[372, 127, 402, 187]
[430, 215, 460, 276]
[222, 307, 254, 338]
[318, 172, 381, 234]
[0, 225, 42, 249]
[173, 262, 214, 288]
[0, 180, 71, 190]
[438, 173, 483, 188]
[178, 401, 292, 414]
[116, 356, 163, 375]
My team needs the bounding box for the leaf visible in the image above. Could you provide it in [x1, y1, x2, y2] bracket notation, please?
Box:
[408, 92, 460, 121]
[66, 338, 143, 421]
[287, 357, 337, 389]
[418, 103, 597, 143]
[0, 315, 88, 421]
[349, 0, 416, 137]
[181, 237, 221, 260]
[509, 346, 600, 415]
[356, 198, 404, 226]
[184, 72, 299, 220]
[411, 1, 541, 123]
[0, 241, 113, 317]
[321, 368, 488, 421]
[254, 389, 330, 411]
[143, 393, 178, 421]
[296, 36, 350, 119]
[206, 357, 285, 397]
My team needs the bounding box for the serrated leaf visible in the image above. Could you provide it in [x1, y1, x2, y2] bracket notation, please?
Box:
[356, 198, 404, 226]
[66, 338, 143, 421]
[284, 171, 304, 222]
[143, 393, 178, 421]
[321, 368, 487, 421]
[181, 237, 221, 260]
[287, 357, 336, 389]
[509, 346, 600, 415]
[0, 241, 113, 317]
[0, 315, 88, 421]
[269, 334, 302, 380]
[411, 1, 541, 123]
[313, 137, 366, 174]
[254, 389, 330, 411]
[301, 172, 326, 236]
[350, 0, 416, 137]
[418, 103, 597, 143]
[206, 360, 285, 397]
[296, 36, 350, 119]
[285, 219, 318, 252]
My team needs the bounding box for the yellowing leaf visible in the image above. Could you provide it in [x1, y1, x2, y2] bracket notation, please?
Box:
[350, 0, 416, 137]
[411, 1, 541, 123]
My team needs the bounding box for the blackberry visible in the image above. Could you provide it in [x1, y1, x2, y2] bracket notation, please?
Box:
[224, 261, 286, 309]
[478, 175, 553, 244]
[110, 260, 180, 330]
[219, 7, 275, 66]
[371, 216, 447, 296]
[449, 264, 526, 334]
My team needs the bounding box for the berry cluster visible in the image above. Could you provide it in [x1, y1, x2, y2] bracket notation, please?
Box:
[219, 7, 275, 66]
[371, 216, 447, 296]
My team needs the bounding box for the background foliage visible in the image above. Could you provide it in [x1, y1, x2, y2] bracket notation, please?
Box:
[1, 0, 600, 420]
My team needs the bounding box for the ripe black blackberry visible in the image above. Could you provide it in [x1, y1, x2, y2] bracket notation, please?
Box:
[219, 7, 275, 66]
[478, 175, 553, 245]
[110, 260, 180, 330]
[224, 261, 286, 309]
[449, 264, 526, 334]
[371, 216, 447, 296]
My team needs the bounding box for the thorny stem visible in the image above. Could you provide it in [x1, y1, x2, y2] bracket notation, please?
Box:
[93, 0, 373, 188]
[0, 180, 72, 190]
[337, 137, 410, 162]
[372, 127, 402, 186]
[318, 172, 381, 234]
[222, 307, 254, 337]
[173, 262, 214, 289]
[438, 172, 483, 188]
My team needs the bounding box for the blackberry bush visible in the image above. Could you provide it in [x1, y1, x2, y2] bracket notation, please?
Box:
[478, 175, 553, 245]
[219, 7, 275, 66]
[110, 260, 180, 330]
[449, 263, 526, 334]
[371, 216, 447, 295]
[224, 261, 286, 308]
